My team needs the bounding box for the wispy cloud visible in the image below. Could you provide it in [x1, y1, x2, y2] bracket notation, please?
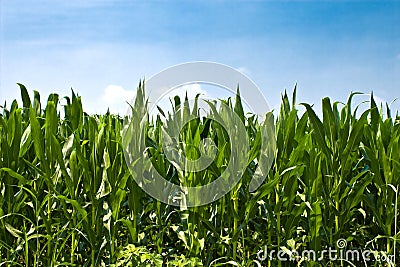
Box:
[1, 1, 398, 116]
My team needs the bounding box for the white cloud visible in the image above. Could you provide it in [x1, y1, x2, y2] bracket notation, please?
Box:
[236, 67, 251, 76]
[149, 83, 209, 116]
[101, 84, 135, 114]
[161, 84, 208, 101]
[350, 93, 400, 117]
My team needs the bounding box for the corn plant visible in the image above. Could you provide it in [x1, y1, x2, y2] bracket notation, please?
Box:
[0, 82, 398, 266]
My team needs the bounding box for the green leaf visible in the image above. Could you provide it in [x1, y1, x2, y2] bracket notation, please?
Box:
[234, 86, 245, 124]
[18, 83, 31, 109]
[301, 103, 332, 157]
[0, 168, 26, 184]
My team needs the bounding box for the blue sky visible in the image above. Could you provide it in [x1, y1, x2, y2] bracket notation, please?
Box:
[1, 0, 399, 114]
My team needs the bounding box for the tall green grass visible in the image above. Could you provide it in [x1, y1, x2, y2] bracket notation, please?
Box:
[0, 83, 398, 266]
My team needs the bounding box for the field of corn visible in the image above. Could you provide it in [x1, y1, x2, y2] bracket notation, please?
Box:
[0, 82, 399, 266]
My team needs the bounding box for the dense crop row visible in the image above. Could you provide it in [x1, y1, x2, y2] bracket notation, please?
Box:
[0, 83, 399, 266]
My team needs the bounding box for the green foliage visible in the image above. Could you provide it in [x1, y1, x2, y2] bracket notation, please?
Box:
[0, 83, 398, 266]
[112, 244, 163, 267]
